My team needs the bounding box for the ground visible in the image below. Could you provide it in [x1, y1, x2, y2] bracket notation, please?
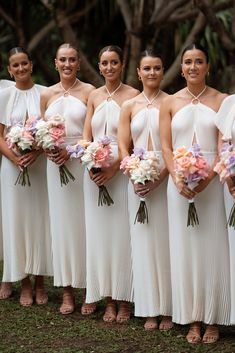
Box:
[0, 269, 235, 353]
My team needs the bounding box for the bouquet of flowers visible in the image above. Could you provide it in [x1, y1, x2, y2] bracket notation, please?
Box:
[67, 136, 114, 206]
[35, 113, 75, 186]
[214, 141, 235, 228]
[173, 144, 210, 227]
[120, 147, 160, 224]
[6, 117, 39, 186]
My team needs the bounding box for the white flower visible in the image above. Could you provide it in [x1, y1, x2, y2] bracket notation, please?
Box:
[7, 126, 22, 143]
[86, 142, 100, 154]
[81, 152, 94, 170]
[18, 137, 34, 150]
[48, 113, 65, 126]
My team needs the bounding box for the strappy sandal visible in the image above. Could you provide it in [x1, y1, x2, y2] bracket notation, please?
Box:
[103, 302, 117, 322]
[81, 302, 97, 315]
[59, 293, 75, 315]
[116, 302, 131, 323]
[144, 317, 158, 330]
[202, 325, 219, 344]
[186, 323, 202, 344]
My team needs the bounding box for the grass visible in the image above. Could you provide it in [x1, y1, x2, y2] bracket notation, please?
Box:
[0, 265, 235, 353]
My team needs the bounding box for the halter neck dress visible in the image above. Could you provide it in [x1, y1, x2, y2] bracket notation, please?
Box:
[84, 99, 133, 303]
[214, 94, 235, 324]
[128, 106, 172, 317]
[0, 84, 52, 281]
[45, 95, 87, 288]
[168, 102, 230, 325]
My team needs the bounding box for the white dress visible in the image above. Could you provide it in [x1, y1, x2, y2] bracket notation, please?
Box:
[84, 99, 133, 303]
[45, 95, 86, 288]
[168, 103, 230, 325]
[0, 85, 52, 282]
[0, 80, 14, 261]
[214, 94, 235, 324]
[129, 107, 172, 317]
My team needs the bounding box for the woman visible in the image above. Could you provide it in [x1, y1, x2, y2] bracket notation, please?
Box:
[118, 50, 172, 330]
[40, 43, 95, 315]
[215, 94, 235, 325]
[0, 47, 52, 306]
[160, 43, 230, 343]
[0, 51, 14, 300]
[83, 45, 139, 322]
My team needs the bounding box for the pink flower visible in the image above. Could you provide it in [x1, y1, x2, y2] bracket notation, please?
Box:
[94, 146, 112, 167]
[49, 126, 65, 143]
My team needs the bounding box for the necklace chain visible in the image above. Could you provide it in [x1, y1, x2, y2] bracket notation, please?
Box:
[105, 82, 122, 101]
[142, 90, 161, 107]
[60, 78, 78, 96]
[186, 86, 207, 104]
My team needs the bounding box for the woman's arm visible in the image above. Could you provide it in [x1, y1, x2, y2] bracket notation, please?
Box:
[83, 93, 95, 141]
[117, 101, 132, 160]
[160, 97, 196, 200]
[159, 97, 175, 177]
[0, 124, 22, 167]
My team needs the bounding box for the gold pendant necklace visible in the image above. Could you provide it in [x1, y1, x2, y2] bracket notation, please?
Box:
[60, 78, 78, 97]
[142, 90, 161, 108]
[186, 86, 207, 104]
[105, 82, 122, 101]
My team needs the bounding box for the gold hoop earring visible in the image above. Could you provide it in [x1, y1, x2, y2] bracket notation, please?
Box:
[207, 71, 210, 76]
[99, 71, 103, 76]
[55, 66, 58, 71]
[138, 76, 142, 81]
[181, 72, 185, 77]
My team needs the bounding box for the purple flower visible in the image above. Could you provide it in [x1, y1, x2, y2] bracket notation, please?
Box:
[187, 172, 201, 184]
[66, 144, 85, 159]
[190, 143, 202, 157]
[133, 147, 145, 159]
[98, 135, 112, 145]
[221, 142, 233, 153]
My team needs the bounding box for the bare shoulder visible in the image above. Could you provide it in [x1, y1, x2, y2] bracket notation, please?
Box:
[122, 83, 139, 97]
[40, 83, 59, 98]
[79, 81, 95, 94]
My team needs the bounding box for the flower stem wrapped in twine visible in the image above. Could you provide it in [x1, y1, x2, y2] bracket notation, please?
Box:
[134, 197, 149, 224]
[227, 176, 235, 229]
[187, 198, 199, 227]
[59, 164, 75, 186]
[92, 167, 114, 206]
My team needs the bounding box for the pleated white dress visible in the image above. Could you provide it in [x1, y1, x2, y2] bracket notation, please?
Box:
[129, 107, 172, 317]
[214, 94, 235, 325]
[0, 80, 14, 261]
[0, 85, 52, 282]
[84, 99, 132, 303]
[45, 95, 86, 288]
[168, 102, 230, 325]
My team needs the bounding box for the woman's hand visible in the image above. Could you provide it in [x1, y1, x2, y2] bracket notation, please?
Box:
[47, 148, 69, 166]
[227, 176, 235, 198]
[175, 180, 197, 200]
[18, 149, 42, 167]
[89, 166, 118, 186]
[133, 179, 161, 198]
[193, 176, 212, 194]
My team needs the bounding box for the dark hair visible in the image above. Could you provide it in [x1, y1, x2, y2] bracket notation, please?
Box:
[138, 49, 163, 66]
[98, 45, 124, 63]
[56, 43, 80, 58]
[8, 47, 31, 62]
[181, 43, 209, 63]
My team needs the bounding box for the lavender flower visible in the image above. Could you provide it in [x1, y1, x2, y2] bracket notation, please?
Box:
[133, 147, 145, 159]
[190, 143, 202, 157]
[66, 144, 85, 159]
[98, 135, 112, 145]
